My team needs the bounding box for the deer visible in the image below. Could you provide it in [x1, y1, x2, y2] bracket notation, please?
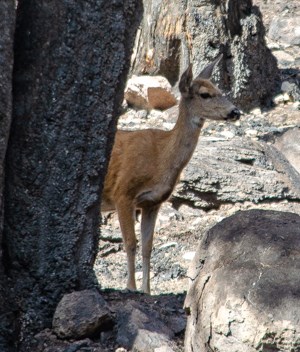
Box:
[101, 55, 240, 294]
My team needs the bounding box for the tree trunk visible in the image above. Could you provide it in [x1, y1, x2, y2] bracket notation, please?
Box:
[0, 1, 15, 350]
[2, 0, 142, 350]
[130, 0, 279, 110]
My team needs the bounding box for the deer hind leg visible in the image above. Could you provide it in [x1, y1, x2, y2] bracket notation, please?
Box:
[116, 200, 137, 291]
[141, 205, 160, 294]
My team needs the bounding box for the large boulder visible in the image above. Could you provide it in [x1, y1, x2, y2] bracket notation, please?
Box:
[173, 137, 300, 209]
[124, 75, 177, 110]
[184, 209, 300, 352]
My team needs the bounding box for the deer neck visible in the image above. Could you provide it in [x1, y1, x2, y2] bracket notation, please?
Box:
[163, 99, 204, 178]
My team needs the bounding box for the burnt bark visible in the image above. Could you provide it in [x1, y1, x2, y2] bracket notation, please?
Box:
[3, 0, 142, 350]
[0, 1, 15, 350]
[131, 0, 279, 110]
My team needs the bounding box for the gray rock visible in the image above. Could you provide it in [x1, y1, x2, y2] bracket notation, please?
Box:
[116, 301, 177, 352]
[274, 127, 300, 175]
[124, 75, 177, 110]
[266, 15, 300, 68]
[271, 49, 297, 68]
[173, 137, 300, 209]
[281, 80, 300, 102]
[184, 209, 300, 352]
[52, 289, 112, 339]
[268, 17, 300, 47]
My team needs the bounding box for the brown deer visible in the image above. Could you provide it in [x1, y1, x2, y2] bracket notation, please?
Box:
[101, 55, 240, 294]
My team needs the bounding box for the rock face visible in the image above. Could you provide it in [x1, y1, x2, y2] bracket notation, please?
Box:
[125, 75, 177, 110]
[173, 136, 300, 209]
[269, 17, 300, 47]
[52, 290, 112, 339]
[184, 210, 300, 352]
[268, 16, 300, 68]
[130, 0, 279, 110]
[116, 301, 178, 351]
[253, 0, 300, 69]
[274, 128, 300, 175]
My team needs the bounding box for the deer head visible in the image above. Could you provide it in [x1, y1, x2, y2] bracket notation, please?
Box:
[179, 55, 240, 121]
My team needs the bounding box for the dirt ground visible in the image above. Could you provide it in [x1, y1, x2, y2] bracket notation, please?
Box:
[95, 103, 300, 296]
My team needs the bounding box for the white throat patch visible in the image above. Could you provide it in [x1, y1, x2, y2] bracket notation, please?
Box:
[191, 116, 204, 128]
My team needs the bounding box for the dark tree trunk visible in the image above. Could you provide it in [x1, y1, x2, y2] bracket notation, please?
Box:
[3, 0, 142, 350]
[130, 0, 279, 110]
[0, 1, 15, 350]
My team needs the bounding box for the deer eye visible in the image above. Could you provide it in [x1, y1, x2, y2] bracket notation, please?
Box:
[199, 92, 211, 99]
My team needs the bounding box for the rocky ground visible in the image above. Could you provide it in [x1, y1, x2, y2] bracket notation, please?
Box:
[95, 102, 300, 297]
[89, 99, 300, 351]
[95, 0, 300, 298]
[90, 1, 300, 350]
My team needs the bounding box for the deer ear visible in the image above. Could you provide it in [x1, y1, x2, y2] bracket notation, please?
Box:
[197, 54, 223, 80]
[179, 64, 193, 97]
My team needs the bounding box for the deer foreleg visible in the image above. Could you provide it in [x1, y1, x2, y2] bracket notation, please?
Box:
[141, 206, 160, 294]
[116, 201, 137, 291]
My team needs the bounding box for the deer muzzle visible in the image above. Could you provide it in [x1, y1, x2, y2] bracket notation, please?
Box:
[225, 108, 241, 121]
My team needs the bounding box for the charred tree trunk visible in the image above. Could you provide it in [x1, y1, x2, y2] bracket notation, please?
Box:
[0, 1, 15, 350]
[2, 0, 142, 350]
[131, 0, 279, 110]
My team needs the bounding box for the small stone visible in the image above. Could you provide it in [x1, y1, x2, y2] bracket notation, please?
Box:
[52, 289, 113, 339]
[281, 81, 295, 93]
[283, 92, 291, 103]
[154, 346, 175, 352]
[125, 75, 177, 110]
[250, 107, 261, 116]
[182, 252, 196, 261]
[135, 271, 154, 281]
[273, 94, 285, 105]
[220, 130, 235, 139]
[245, 129, 258, 137]
[159, 242, 178, 250]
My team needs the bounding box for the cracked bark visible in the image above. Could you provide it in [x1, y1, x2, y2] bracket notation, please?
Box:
[130, 0, 279, 110]
[0, 2, 15, 351]
[2, 0, 142, 350]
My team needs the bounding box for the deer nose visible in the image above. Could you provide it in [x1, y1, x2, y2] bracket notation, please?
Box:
[226, 108, 241, 121]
